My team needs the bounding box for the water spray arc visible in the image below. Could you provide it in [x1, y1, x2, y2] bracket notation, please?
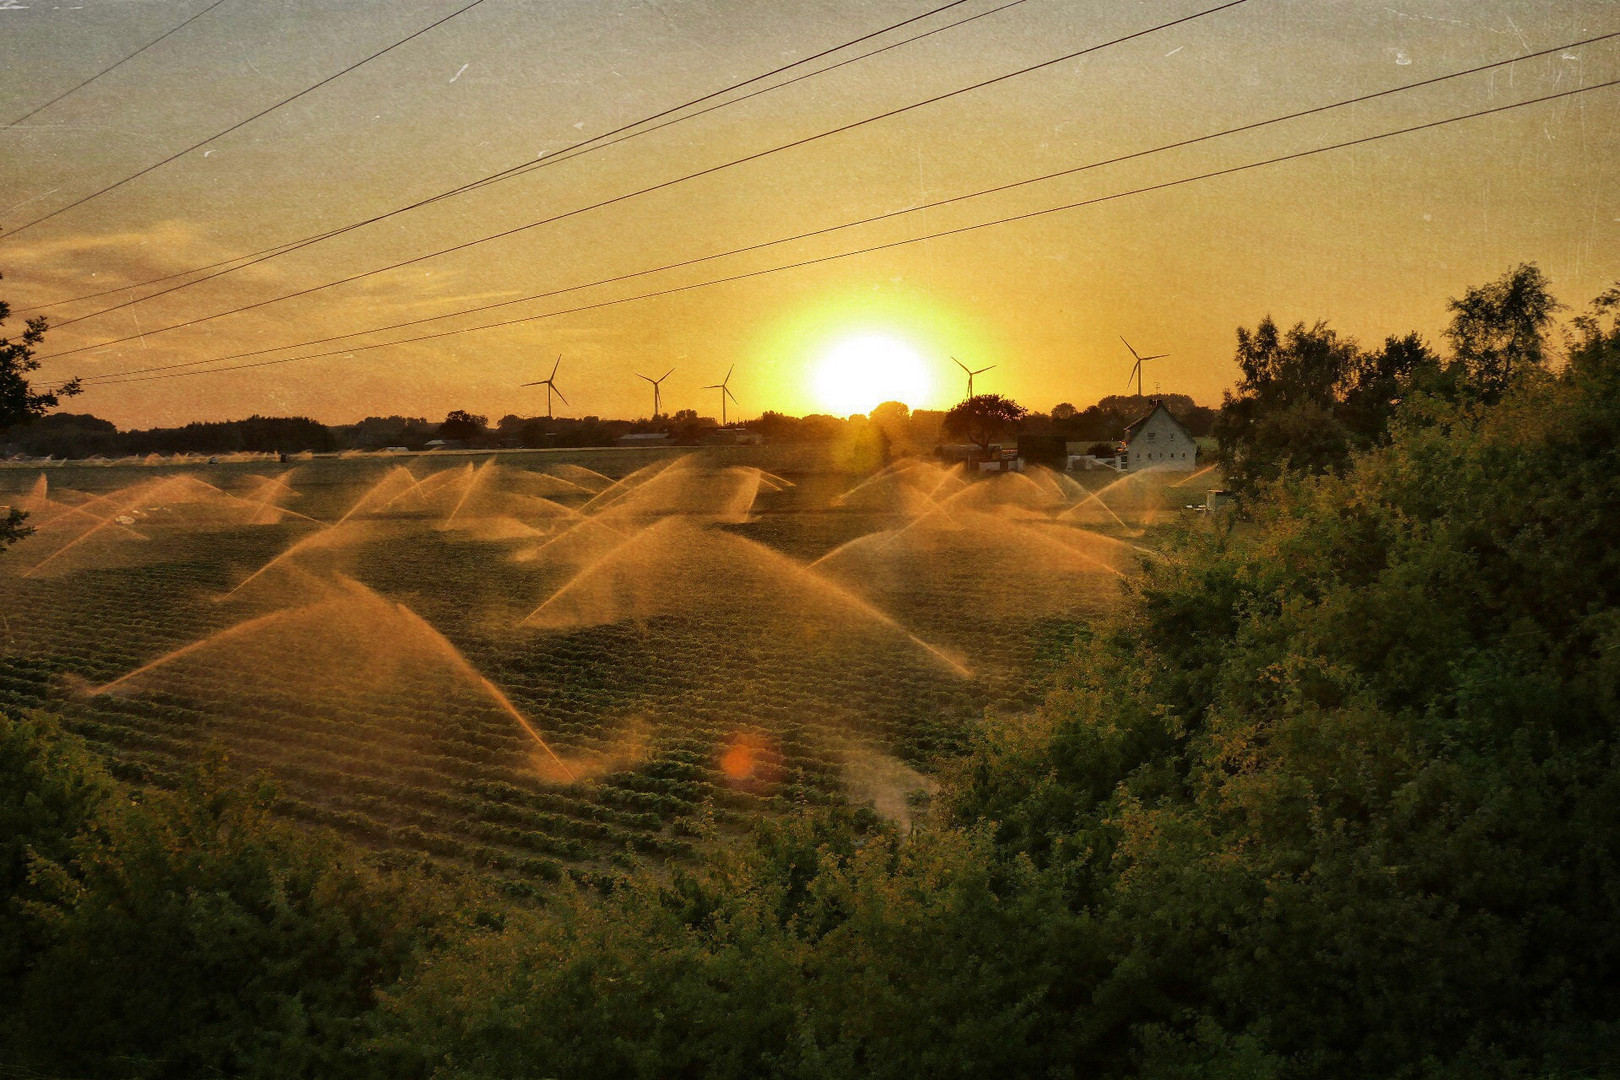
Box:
[702, 364, 739, 426]
[952, 356, 994, 400]
[522, 355, 569, 419]
[1120, 336, 1167, 398]
[637, 368, 674, 419]
[92, 576, 579, 782]
[1170, 462, 1221, 488]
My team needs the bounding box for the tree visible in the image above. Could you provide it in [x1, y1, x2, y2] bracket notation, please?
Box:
[0, 713, 113, 1021]
[12, 752, 447, 1078]
[2, 277, 80, 549]
[1214, 318, 1357, 492]
[1051, 401, 1077, 421]
[436, 410, 487, 442]
[945, 319, 1620, 1074]
[869, 400, 910, 430]
[1213, 319, 1442, 494]
[869, 400, 910, 453]
[942, 394, 1027, 451]
[1337, 332, 1442, 442]
[1446, 262, 1559, 400]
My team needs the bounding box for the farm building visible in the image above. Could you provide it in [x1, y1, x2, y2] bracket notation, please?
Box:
[1122, 401, 1198, 472]
[705, 427, 763, 446]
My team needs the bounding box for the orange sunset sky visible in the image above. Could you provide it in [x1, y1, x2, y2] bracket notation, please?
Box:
[2, 0, 1616, 428]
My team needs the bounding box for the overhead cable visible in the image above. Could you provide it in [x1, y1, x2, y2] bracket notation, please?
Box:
[35, 0, 1250, 355]
[6, 0, 233, 128]
[74, 31, 1617, 383]
[79, 79, 1620, 388]
[15, 0, 1015, 313]
[1, 0, 495, 238]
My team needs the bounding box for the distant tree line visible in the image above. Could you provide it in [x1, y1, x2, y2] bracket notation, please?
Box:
[1030, 393, 1217, 442]
[5, 413, 341, 457]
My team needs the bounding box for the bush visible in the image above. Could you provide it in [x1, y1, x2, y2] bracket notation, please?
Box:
[5, 743, 452, 1080]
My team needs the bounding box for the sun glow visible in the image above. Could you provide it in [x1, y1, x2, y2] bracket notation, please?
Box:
[813, 334, 934, 416]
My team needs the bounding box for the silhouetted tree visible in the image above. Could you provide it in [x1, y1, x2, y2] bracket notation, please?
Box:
[869, 400, 910, 430]
[2, 412, 118, 458]
[2, 277, 79, 549]
[1338, 332, 1442, 442]
[1446, 262, 1559, 401]
[869, 400, 910, 451]
[337, 415, 434, 450]
[436, 410, 487, 442]
[943, 394, 1027, 451]
[1215, 318, 1362, 492]
[1051, 401, 1078, 421]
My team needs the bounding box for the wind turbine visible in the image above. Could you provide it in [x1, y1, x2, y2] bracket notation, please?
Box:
[1120, 337, 1167, 399]
[703, 364, 739, 426]
[522, 355, 569, 419]
[637, 368, 674, 419]
[952, 356, 995, 400]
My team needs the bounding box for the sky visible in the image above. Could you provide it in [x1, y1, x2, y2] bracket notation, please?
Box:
[1, 0, 1616, 428]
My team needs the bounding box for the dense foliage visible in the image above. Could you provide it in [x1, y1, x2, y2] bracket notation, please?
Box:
[945, 284, 1620, 1076]
[0, 716, 449, 1079]
[1213, 264, 1564, 495]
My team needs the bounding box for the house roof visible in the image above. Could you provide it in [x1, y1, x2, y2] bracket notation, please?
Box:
[1122, 401, 1192, 444]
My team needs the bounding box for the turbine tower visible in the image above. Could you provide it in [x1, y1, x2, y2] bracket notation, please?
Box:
[1120, 336, 1167, 399]
[952, 356, 995, 400]
[637, 368, 674, 419]
[522, 355, 569, 419]
[703, 364, 739, 427]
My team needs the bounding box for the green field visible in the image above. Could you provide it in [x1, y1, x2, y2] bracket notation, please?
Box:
[0, 447, 1208, 884]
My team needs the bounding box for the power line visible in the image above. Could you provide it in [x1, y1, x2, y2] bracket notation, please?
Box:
[6, 0, 233, 128]
[35, 0, 1250, 359]
[15, 0, 1009, 313]
[30, 0, 1031, 325]
[79, 79, 1620, 388]
[76, 32, 1617, 384]
[0, 0, 495, 239]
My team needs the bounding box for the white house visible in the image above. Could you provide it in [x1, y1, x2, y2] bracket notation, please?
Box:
[1121, 402, 1198, 472]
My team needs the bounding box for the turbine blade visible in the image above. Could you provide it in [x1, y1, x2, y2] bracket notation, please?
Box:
[553, 386, 569, 406]
[953, 356, 970, 374]
[1120, 335, 1142, 362]
[660, 368, 674, 382]
[550, 355, 562, 378]
[974, 365, 995, 375]
[637, 373, 654, 384]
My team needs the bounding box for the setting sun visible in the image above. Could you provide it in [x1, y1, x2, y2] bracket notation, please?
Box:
[812, 334, 934, 416]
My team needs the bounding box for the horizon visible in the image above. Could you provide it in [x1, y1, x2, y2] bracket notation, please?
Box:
[23, 389, 1214, 434]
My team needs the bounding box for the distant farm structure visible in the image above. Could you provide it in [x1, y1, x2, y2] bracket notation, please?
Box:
[1121, 401, 1198, 471]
